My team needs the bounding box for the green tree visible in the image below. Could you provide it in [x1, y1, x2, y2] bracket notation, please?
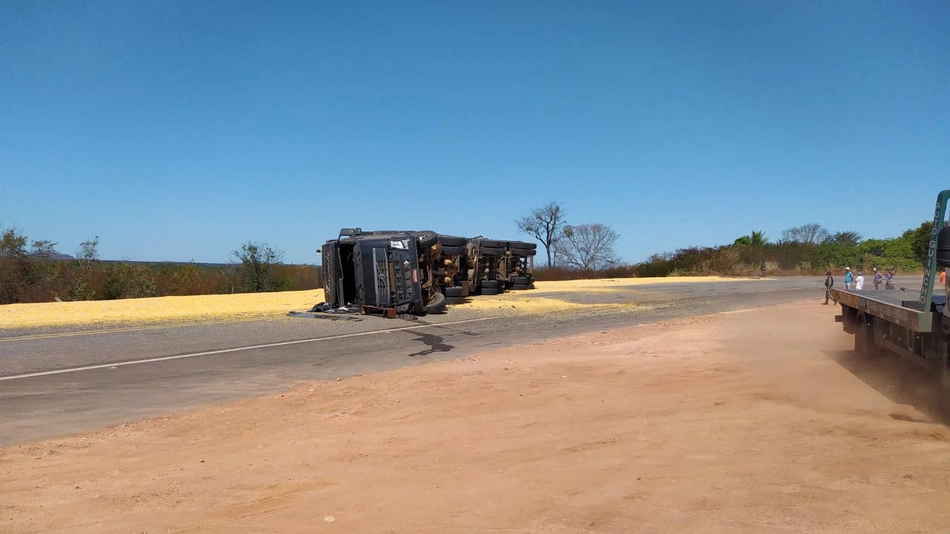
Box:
[0, 226, 30, 303]
[231, 241, 284, 292]
[902, 221, 932, 265]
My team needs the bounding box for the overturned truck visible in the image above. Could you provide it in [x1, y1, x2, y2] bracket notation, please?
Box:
[319, 228, 536, 317]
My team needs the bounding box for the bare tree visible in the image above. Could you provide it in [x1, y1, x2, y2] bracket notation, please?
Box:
[780, 223, 829, 245]
[515, 201, 567, 267]
[553, 223, 620, 270]
[77, 235, 100, 269]
[830, 230, 862, 246]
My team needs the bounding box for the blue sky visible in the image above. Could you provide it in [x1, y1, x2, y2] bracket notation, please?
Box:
[3, 0, 949, 265]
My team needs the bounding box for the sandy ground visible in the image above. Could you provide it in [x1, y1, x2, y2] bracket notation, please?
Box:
[6, 300, 949, 533]
[0, 276, 744, 330]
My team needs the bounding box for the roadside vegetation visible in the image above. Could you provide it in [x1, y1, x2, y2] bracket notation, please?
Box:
[517, 202, 931, 281]
[0, 228, 319, 304]
[0, 211, 932, 304]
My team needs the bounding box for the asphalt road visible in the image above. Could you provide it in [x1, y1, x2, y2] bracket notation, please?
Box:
[0, 276, 921, 445]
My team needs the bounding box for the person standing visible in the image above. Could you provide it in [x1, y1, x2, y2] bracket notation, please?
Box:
[855, 271, 865, 290]
[824, 271, 837, 305]
[844, 267, 853, 290]
[873, 268, 883, 290]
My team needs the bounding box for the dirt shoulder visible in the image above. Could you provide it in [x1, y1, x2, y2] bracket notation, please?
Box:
[4, 300, 950, 533]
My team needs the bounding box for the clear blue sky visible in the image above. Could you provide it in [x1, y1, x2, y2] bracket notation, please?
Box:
[3, 0, 949, 265]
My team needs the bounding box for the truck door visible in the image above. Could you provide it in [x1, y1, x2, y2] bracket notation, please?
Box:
[369, 245, 391, 307]
[321, 242, 343, 308]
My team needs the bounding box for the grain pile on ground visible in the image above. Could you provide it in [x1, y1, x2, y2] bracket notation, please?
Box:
[0, 291, 326, 330]
[5, 300, 950, 532]
[1, 276, 745, 330]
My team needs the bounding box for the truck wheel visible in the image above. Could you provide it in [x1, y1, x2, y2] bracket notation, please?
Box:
[479, 239, 507, 249]
[855, 315, 875, 357]
[481, 287, 499, 295]
[511, 276, 529, 285]
[425, 291, 446, 314]
[479, 246, 507, 255]
[445, 287, 463, 298]
[415, 231, 438, 249]
[437, 235, 467, 247]
[481, 280, 499, 289]
[512, 283, 531, 290]
[441, 245, 466, 256]
[510, 247, 536, 257]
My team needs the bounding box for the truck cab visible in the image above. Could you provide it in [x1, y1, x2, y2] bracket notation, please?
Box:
[321, 228, 444, 316]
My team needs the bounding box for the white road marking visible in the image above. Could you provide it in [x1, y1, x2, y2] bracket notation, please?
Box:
[0, 316, 504, 382]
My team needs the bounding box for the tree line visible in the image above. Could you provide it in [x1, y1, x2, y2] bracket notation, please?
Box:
[0, 226, 319, 305]
[515, 202, 932, 280]
[0, 209, 933, 304]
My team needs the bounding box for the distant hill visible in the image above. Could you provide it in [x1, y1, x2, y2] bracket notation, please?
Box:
[28, 252, 74, 260]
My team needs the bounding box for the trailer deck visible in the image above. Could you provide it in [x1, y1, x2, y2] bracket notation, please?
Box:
[836, 289, 918, 308]
[833, 287, 938, 333]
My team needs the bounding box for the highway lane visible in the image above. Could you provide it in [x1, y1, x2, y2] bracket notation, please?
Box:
[0, 277, 918, 444]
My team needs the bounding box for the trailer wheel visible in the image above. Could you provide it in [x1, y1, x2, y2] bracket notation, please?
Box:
[425, 291, 446, 314]
[415, 231, 438, 249]
[512, 283, 531, 290]
[445, 287, 463, 298]
[441, 245, 466, 256]
[437, 235, 467, 247]
[481, 280, 499, 289]
[479, 239, 507, 249]
[510, 247, 536, 257]
[481, 287, 499, 295]
[479, 246, 507, 256]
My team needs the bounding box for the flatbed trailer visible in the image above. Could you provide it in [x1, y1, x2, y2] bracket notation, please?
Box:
[832, 190, 950, 386]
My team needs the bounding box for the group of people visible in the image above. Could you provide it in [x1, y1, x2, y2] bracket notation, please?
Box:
[824, 267, 896, 305]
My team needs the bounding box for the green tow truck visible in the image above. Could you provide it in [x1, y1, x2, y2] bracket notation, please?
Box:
[833, 190, 950, 386]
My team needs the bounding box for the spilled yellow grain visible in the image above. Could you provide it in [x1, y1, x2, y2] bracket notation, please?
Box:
[1, 290, 325, 330]
[1, 276, 748, 330]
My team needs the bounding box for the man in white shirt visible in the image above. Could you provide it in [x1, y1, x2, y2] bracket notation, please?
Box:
[855, 271, 865, 290]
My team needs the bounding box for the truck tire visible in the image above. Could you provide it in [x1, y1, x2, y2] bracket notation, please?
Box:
[511, 276, 529, 285]
[445, 286, 463, 298]
[415, 231, 438, 249]
[425, 291, 446, 314]
[481, 280, 499, 289]
[441, 245, 466, 256]
[437, 235, 467, 247]
[511, 247, 536, 257]
[512, 283, 531, 290]
[479, 239, 507, 249]
[854, 314, 875, 358]
[479, 246, 507, 256]
[481, 287, 499, 295]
